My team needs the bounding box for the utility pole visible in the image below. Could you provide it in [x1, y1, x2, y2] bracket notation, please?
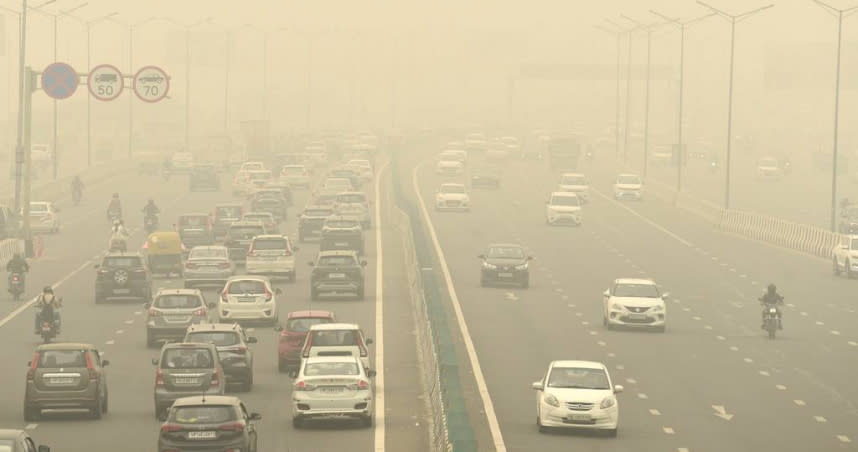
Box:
[13, 0, 29, 216]
[597, 20, 630, 161]
[812, 0, 858, 232]
[697, 1, 774, 209]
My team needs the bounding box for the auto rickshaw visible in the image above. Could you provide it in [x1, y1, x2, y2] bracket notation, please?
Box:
[143, 231, 184, 277]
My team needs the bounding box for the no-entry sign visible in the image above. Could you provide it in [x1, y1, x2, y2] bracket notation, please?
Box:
[133, 66, 169, 103]
[87, 64, 124, 101]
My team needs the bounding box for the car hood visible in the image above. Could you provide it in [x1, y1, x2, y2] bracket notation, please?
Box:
[437, 160, 463, 168]
[615, 183, 642, 190]
[545, 387, 613, 404]
[608, 296, 664, 308]
[559, 184, 588, 192]
[437, 193, 469, 200]
[547, 205, 581, 213]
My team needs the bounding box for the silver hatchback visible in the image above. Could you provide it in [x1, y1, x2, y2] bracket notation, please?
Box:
[145, 289, 211, 347]
[152, 342, 225, 420]
[184, 246, 234, 288]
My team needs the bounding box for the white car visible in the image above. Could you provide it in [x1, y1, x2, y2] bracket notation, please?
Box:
[756, 157, 782, 180]
[602, 278, 667, 332]
[435, 183, 470, 212]
[300, 323, 373, 373]
[217, 276, 282, 325]
[28, 201, 60, 233]
[280, 165, 310, 188]
[240, 161, 266, 172]
[334, 200, 371, 229]
[613, 173, 643, 201]
[291, 356, 376, 428]
[171, 152, 194, 172]
[245, 235, 297, 281]
[532, 360, 622, 436]
[436, 159, 464, 176]
[545, 192, 582, 226]
[832, 234, 858, 278]
[557, 173, 589, 203]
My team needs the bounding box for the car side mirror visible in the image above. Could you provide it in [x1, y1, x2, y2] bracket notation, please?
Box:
[143, 302, 150, 309]
[275, 288, 283, 295]
[614, 384, 624, 394]
[151, 358, 159, 365]
[246, 336, 258, 344]
[274, 324, 284, 332]
[361, 261, 368, 266]
[603, 289, 610, 297]
[365, 338, 374, 345]
[367, 369, 377, 377]
[38, 446, 50, 452]
[531, 381, 544, 391]
[249, 412, 262, 421]
[101, 360, 110, 367]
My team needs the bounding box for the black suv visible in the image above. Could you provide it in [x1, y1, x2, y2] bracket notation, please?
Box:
[308, 250, 367, 300]
[189, 164, 220, 191]
[184, 323, 257, 392]
[94, 253, 152, 303]
[224, 221, 266, 263]
[213, 204, 243, 239]
[319, 215, 364, 255]
[297, 205, 334, 242]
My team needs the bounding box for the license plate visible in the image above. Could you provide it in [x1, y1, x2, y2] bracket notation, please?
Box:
[174, 378, 200, 385]
[629, 313, 648, 320]
[329, 273, 345, 278]
[261, 256, 277, 261]
[187, 431, 217, 439]
[238, 297, 257, 303]
[113, 288, 130, 294]
[569, 414, 590, 422]
[320, 386, 344, 393]
[49, 377, 73, 385]
[497, 273, 513, 278]
[335, 242, 347, 246]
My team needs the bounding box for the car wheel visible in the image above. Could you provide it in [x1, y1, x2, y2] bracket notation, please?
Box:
[356, 286, 365, 300]
[607, 427, 618, 437]
[292, 416, 303, 428]
[361, 415, 373, 428]
[536, 413, 546, 433]
[602, 316, 608, 327]
[146, 331, 157, 348]
[90, 393, 103, 419]
[102, 390, 109, 413]
[606, 320, 614, 330]
[834, 259, 842, 276]
[23, 404, 39, 422]
[847, 261, 853, 279]
[310, 288, 319, 301]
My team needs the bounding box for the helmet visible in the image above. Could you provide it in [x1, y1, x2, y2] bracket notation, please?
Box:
[148, 199, 154, 204]
[112, 193, 119, 198]
[767, 283, 776, 293]
[42, 286, 53, 294]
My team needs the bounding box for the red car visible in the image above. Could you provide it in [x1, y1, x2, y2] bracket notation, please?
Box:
[277, 310, 336, 373]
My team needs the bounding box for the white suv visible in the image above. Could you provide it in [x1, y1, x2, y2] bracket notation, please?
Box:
[602, 278, 667, 332]
[832, 235, 858, 278]
[245, 235, 298, 281]
[613, 173, 643, 201]
[545, 192, 582, 226]
[217, 276, 282, 325]
[435, 183, 470, 212]
[558, 173, 589, 203]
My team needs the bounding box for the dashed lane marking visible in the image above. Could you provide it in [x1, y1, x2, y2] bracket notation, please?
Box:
[105, 340, 115, 345]
[716, 336, 726, 341]
[816, 321, 824, 325]
[794, 400, 806, 406]
[759, 371, 770, 377]
[848, 341, 857, 346]
[663, 427, 675, 434]
[704, 325, 713, 330]
[616, 364, 625, 370]
[638, 393, 648, 399]
[649, 409, 661, 416]
[115, 330, 124, 335]
[814, 416, 827, 423]
[626, 378, 637, 384]
[776, 385, 787, 390]
[837, 435, 851, 443]
[831, 331, 841, 336]
[124, 320, 134, 325]
[597, 341, 606, 347]
[743, 358, 753, 363]
[729, 346, 739, 351]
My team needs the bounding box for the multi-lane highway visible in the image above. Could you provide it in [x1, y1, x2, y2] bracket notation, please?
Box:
[406, 145, 858, 452]
[0, 163, 430, 451]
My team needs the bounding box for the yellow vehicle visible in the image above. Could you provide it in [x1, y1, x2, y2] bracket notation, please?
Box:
[142, 231, 184, 276]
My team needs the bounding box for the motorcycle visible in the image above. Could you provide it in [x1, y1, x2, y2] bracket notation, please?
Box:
[38, 306, 59, 343]
[762, 304, 782, 339]
[8, 272, 24, 301]
[107, 208, 122, 223]
[144, 214, 159, 234]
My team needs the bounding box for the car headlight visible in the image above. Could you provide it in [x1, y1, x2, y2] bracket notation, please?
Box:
[543, 393, 560, 407]
[514, 263, 528, 270]
[650, 305, 664, 312]
[600, 396, 616, 409]
[482, 262, 497, 270]
[609, 303, 623, 311]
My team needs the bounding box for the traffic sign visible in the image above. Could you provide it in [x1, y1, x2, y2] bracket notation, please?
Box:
[41, 62, 79, 100]
[133, 65, 169, 103]
[87, 64, 124, 101]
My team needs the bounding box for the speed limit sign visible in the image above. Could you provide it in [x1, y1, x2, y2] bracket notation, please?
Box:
[133, 65, 169, 103]
[87, 64, 124, 101]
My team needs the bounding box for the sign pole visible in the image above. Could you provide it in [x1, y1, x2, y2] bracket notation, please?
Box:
[13, 0, 30, 216]
[52, 14, 58, 181]
[22, 67, 34, 257]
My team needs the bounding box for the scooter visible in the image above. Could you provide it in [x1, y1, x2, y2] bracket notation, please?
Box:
[107, 208, 122, 223]
[762, 304, 782, 339]
[8, 272, 24, 301]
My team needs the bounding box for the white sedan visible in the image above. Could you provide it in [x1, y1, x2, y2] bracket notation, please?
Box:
[602, 278, 667, 332]
[217, 276, 282, 325]
[28, 201, 60, 233]
[613, 173, 643, 201]
[435, 183, 470, 212]
[291, 356, 376, 428]
[532, 360, 622, 436]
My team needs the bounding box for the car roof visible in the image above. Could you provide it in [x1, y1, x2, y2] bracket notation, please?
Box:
[617, 173, 640, 178]
[550, 191, 579, 197]
[614, 278, 656, 285]
[287, 310, 335, 319]
[172, 395, 241, 407]
[0, 430, 26, 440]
[305, 355, 362, 365]
[155, 288, 202, 296]
[226, 275, 271, 283]
[550, 360, 607, 370]
[252, 234, 288, 240]
[440, 183, 465, 187]
[37, 342, 96, 351]
[187, 323, 243, 333]
[317, 250, 359, 257]
[229, 221, 264, 227]
[309, 322, 360, 331]
[560, 172, 585, 178]
[189, 245, 228, 252]
[161, 341, 217, 350]
[487, 243, 523, 249]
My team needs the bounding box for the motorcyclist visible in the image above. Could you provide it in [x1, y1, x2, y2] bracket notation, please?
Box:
[142, 199, 160, 218]
[6, 253, 29, 288]
[759, 283, 784, 330]
[71, 176, 84, 198]
[107, 193, 122, 220]
[109, 220, 129, 251]
[34, 286, 61, 334]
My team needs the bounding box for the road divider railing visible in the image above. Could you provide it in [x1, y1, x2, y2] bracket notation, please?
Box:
[1, 159, 137, 207]
[646, 177, 843, 259]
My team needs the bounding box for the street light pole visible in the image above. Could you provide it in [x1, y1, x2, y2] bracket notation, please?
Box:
[13, 0, 29, 214]
[697, 1, 774, 210]
[598, 20, 629, 161]
[29, 0, 59, 179]
[812, 0, 858, 232]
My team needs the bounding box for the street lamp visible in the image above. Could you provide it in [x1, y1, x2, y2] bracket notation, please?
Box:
[812, 0, 858, 232]
[239, 24, 269, 121]
[596, 20, 630, 161]
[697, 1, 774, 209]
[650, 9, 716, 198]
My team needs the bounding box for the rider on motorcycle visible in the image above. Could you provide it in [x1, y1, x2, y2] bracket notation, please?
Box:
[71, 176, 84, 198]
[143, 199, 160, 219]
[6, 253, 29, 288]
[109, 220, 129, 251]
[34, 286, 62, 334]
[759, 283, 784, 330]
[107, 193, 122, 220]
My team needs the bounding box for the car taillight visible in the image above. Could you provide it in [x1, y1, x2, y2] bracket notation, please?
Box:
[357, 380, 369, 390]
[186, 262, 198, 269]
[85, 352, 99, 380]
[247, 250, 257, 257]
[160, 424, 182, 433]
[295, 380, 315, 391]
[192, 307, 207, 316]
[27, 352, 39, 380]
[211, 369, 220, 387]
[218, 262, 230, 269]
[357, 336, 368, 357]
[232, 345, 247, 355]
[155, 368, 165, 386]
[12, 275, 19, 282]
[149, 307, 161, 316]
[264, 287, 273, 302]
[221, 291, 229, 302]
[218, 422, 245, 432]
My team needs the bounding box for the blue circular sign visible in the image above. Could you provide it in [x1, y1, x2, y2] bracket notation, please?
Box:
[41, 62, 79, 100]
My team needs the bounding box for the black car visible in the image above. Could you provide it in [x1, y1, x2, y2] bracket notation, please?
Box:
[470, 165, 501, 188]
[184, 323, 257, 392]
[308, 250, 367, 300]
[189, 164, 220, 191]
[250, 196, 288, 222]
[177, 213, 214, 248]
[319, 215, 364, 255]
[94, 253, 152, 303]
[0, 429, 50, 452]
[213, 204, 243, 239]
[224, 221, 266, 263]
[298, 205, 334, 242]
[158, 396, 260, 452]
[478, 243, 533, 288]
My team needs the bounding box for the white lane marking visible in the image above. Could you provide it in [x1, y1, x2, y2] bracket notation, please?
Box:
[626, 378, 637, 384]
[776, 385, 787, 390]
[124, 320, 134, 325]
[0, 258, 94, 328]
[794, 400, 806, 406]
[692, 316, 701, 321]
[848, 341, 857, 346]
[561, 295, 569, 300]
[831, 331, 841, 336]
[616, 364, 625, 370]
[649, 409, 661, 415]
[716, 336, 726, 341]
[712, 405, 733, 421]
[682, 307, 691, 312]
[816, 321, 825, 325]
[678, 449, 690, 452]
[413, 163, 506, 451]
[800, 312, 808, 317]
[374, 162, 389, 452]
[115, 330, 124, 335]
[704, 325, 713, 330]
[837, 435, 851, 443]
[607, 352, 616, 358]
[575, 312, 583, 317]
[134, 311, 141, 315]
[759, 371, 770, 377]
[729, 346, 739, 351]
[589, 331, 598, 335]
[581, 321, 590, 326]
[638, 393, 648, 399]
[751, 281, 758, 285]
[554, 288, 563, 293]
[743, 358, 753, 363]
[593, 189, 694, 247]
[663, 427, 675, 434]
[814, 416, 827, 423]
[711, 257, 718, 261]
[105, 340, 115, 345]
[739, 274, 747, 278]
[596, 341, 606, 347]
[24, 424, 37, 430]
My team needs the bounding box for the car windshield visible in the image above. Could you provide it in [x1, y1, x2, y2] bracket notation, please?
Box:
[180, 216, 207, 227]
[337, 194, 366, 203]
[216, 207, 242, 217]
[305, 361, 360, 376]
[39, 349, 86, 367]
[155, 295, 202, 309]
[613, 283, 660, 298]
[229, 227, 263, 239]
[103, 257, 142, 268]
[248, 172, 272, 180]
[30, 203, 48, 212]
[759, 158, 778, 167]
[282, 166, 305, 174]
[617, 175, 641, 185]
[304, 209, 333, 217]
[186, 332, 240, 347]
[547, 367, 611, 390]
[561, 175, 586, 185]
[487, 246, 525, 259]
[309, 330, 359, 346]
[172, 406, 236, 424]
[550, 195, 580, 207]
[325, 220, 359, 228]
[189, 248, 227, 259]
[287, 317, 332, 332]
[227, 280, 266, 294]
[318, 255, 357, 266]
[161, 348, 215, 369]
[440, 185, 465, 194]
[253, 238, 287, 250]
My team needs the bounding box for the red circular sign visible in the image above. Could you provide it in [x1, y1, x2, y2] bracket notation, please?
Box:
[133, 65, 170, 103]
[87, 64, 124, 101]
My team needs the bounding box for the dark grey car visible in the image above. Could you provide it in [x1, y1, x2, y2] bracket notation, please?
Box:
[24, 343, 110, 421]
[184, 323, 257, 392]
[309, 250, 367, 300]
[158, 396, 260, 452]
[152, 342, 225, 420]
[145, 289, 210, 347]
[224, 221, 266, 263]
[479, 243, 533, 288]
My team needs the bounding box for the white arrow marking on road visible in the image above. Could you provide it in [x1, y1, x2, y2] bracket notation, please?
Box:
[837, 435, 851, 443]
[712, 405, 733, 421]
[775, 385, 787, 390]
[794, 400, 806, 406]
[663, 427, 675, 434]
[649, 409, 661, 416]
[814, 416, 827, 423]
[24, 424, 37, 430]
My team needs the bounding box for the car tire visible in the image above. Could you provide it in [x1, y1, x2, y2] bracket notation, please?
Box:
[606, 320, 614, 330]
[834, 259, 842, 276]
[536, 414, 546, 433]
[356, 286, 365, 300]
[102, 390, 109, 413]
[146, 331, 157, 348]
[847, 261, 853, 279]
[607, 427, 618, 437]
[23, 404, 39, 422]
[292, 416, 303, 429]
[310, 288, 319, 301]
[91, 393, 103, 419]
[361, 415, 373, 428]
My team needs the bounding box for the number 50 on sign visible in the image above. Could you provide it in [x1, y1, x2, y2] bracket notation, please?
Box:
[133, 66, 170, 103]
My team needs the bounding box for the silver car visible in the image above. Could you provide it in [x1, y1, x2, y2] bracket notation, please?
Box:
[183, 246, 234, 288]
[144, 289, 210, 347]
[152, 342, 225, 420]
[291, 356, 376, 428]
